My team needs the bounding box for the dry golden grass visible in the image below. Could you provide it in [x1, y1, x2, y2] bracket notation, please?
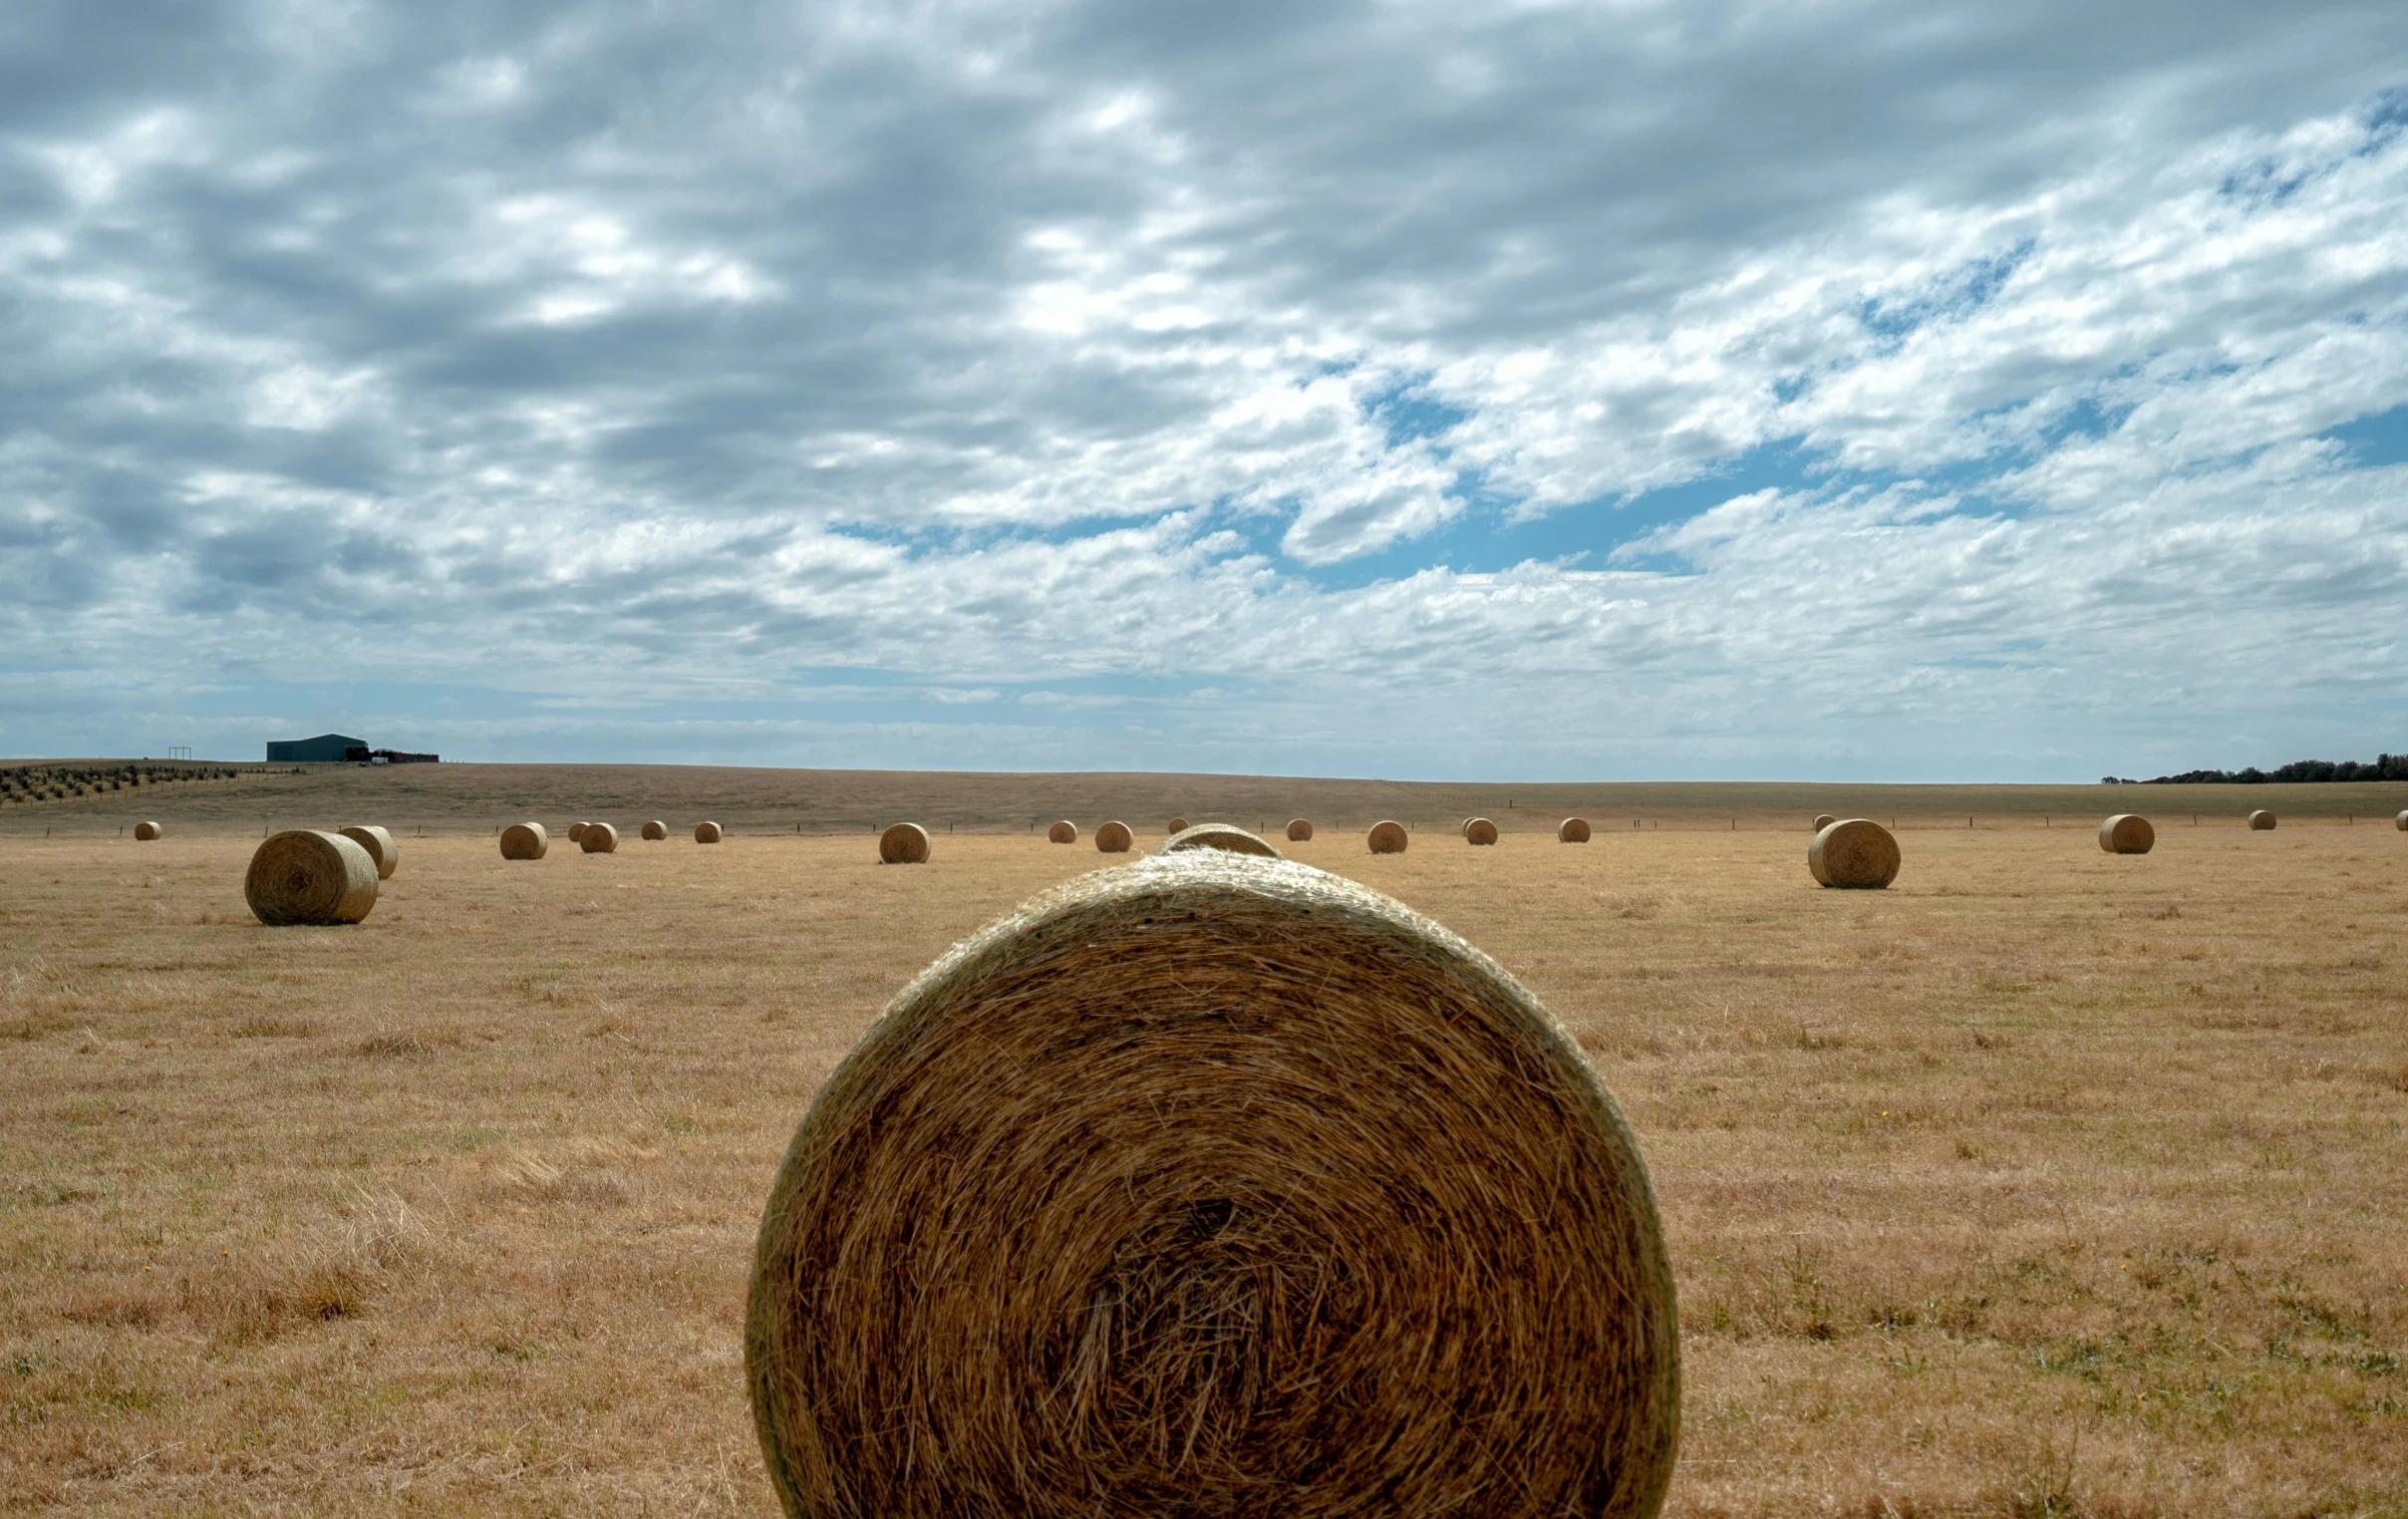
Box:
[4, 790, 2407, 1515]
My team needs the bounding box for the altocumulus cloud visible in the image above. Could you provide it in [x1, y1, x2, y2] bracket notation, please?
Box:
[3, 0, 2406, 777]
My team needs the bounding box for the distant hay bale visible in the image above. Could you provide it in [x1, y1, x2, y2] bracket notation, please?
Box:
[133, 820, 161, 841]
[745, 850, 1679, 1519]
[2248, 810, 2276, 831]
[1167, 817, 1189, 834]
[1367, 819, 1409, 853]
[1163, 823, 1281, 858]
[499, 822, 548, 860]
[1559, 817, 1592, 843]
[1812, 813, 1836, 831]
[2098, 814, 2155, 855]
[1808, 818, 1900, 889]
[1048, 821, 1077, 844]
[697, 821, 725, 843]
[339, 825, 398, 880]
[1286, 817, 1314, 841]
[569, 821, 589, 842]
[580, 822, 620, 854]
[641, 820, 668, 840]
[245, 830, 379, 926]
[1464, 817, 1499, 846]
[880, 822, 931, 864]
[1093, 821, 1134, 854]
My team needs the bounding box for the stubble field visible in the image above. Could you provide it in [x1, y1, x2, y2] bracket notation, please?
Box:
[3, 777, 2405, 1515]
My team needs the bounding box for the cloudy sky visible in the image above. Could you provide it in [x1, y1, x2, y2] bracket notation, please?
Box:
[5, 1, 2406, 778]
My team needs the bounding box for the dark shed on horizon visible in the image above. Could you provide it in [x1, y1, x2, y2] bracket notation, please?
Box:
[265, 734, 366, 762]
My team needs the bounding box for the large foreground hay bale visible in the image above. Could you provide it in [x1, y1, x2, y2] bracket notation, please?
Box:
[1163, 823, 1281, 858]
[2396, 810, 2408, 831]
[1286, 817, 1314, 841]
[697, 820, 725, 843]
[1093, 821, 1133, 854]
[1367, 819, 1409, 853]
[1048, 820, 1077, 844]
[2248, 810, 2276, 831]
[245, 830, 379, 926]
[1808, 819, 1900, 889]
[2098, 814, 2155, 855]
[499, 822, 548, 860]
[1812, 813, 1836, 831]
[746, 851, 1679, 1519]
[642, 820, 668, 840]
[569, 821, 589, 842]
[133, 820, 161, 841]
[1560, 817, 1592, 843]
[339, 824, 398, 880]
[1167, 816, 1189, 834]
[581, 822, 620, 854]
[1464, 816, 1499, 846]
[880, 823, 931, 864]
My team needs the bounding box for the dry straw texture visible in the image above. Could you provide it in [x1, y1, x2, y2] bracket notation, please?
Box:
[697, 821, 725, 843]
[339, 824, 399, 880]
[133, 820, 160, 840]
[879, 822, 931, 864]
[1561, 817, 1593, 843]
[498, 821, 548, 860]
[1167, 817, 1189, 834]
[1093, 821, 1133, 854]
[2098, 814, 2156, 855]
[641, 820, 668, 840]
[1808, 819, 1901, 889]
[569, 821, 589, 842]
[746, 851, 1680, 1519]
[2249, 810, 2278, 831]
[1812, 813, 1837, 831]
[580, 822, 620, 855]
[243, 830, 380, 926]
[1048, 821, 1078, 844]
[1161, 823, 1282, 858]
[1464, 816, 1500, 846]
[1366, 819, 1409, 854]
[1286, 817, 1314, 841]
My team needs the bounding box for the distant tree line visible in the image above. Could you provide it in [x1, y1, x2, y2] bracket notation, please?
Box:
[0, 761, 246, 804]
[2101, 754, 2408, 784]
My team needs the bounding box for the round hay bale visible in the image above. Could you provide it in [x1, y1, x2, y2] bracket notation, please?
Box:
[1366, 819, 1409, 854]
[2248, 810, 2276, 831]
[697, 820, 725, 843]
[880, 822, 931, 864]
[569, 821, 589, 842]
[1465, 816, 1499, 846]
[581, 821, 619, 854]
[245, 830, 379, 926]
[2396, 809, 2408, 831]
[133, 820, 161, 841]
[1048, 821, 1077, 844]
[642, 820, 669, 841]
[1093, 821, 1133, 854]
[499, 822, 548, 860]
[1812, 813, 1836, 831]
[1167, 817, 1189, 834]
[1808, 818, 1900, 889]
[1162, 823, 1281, 858]
[1560, 817, 1592, 843]
[339, 824, 399, 880]
[2098, 814, 2155, 855]
[746, 851, 1679, 1518]
[1286, 817, 1314, 841]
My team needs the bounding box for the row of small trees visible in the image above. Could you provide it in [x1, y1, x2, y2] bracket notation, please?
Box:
[0, 762, 244, 803]
[2105, 753, 2408, 784]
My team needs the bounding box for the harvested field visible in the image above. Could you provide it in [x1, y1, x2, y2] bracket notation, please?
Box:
[2, 774, 2406, 1515]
